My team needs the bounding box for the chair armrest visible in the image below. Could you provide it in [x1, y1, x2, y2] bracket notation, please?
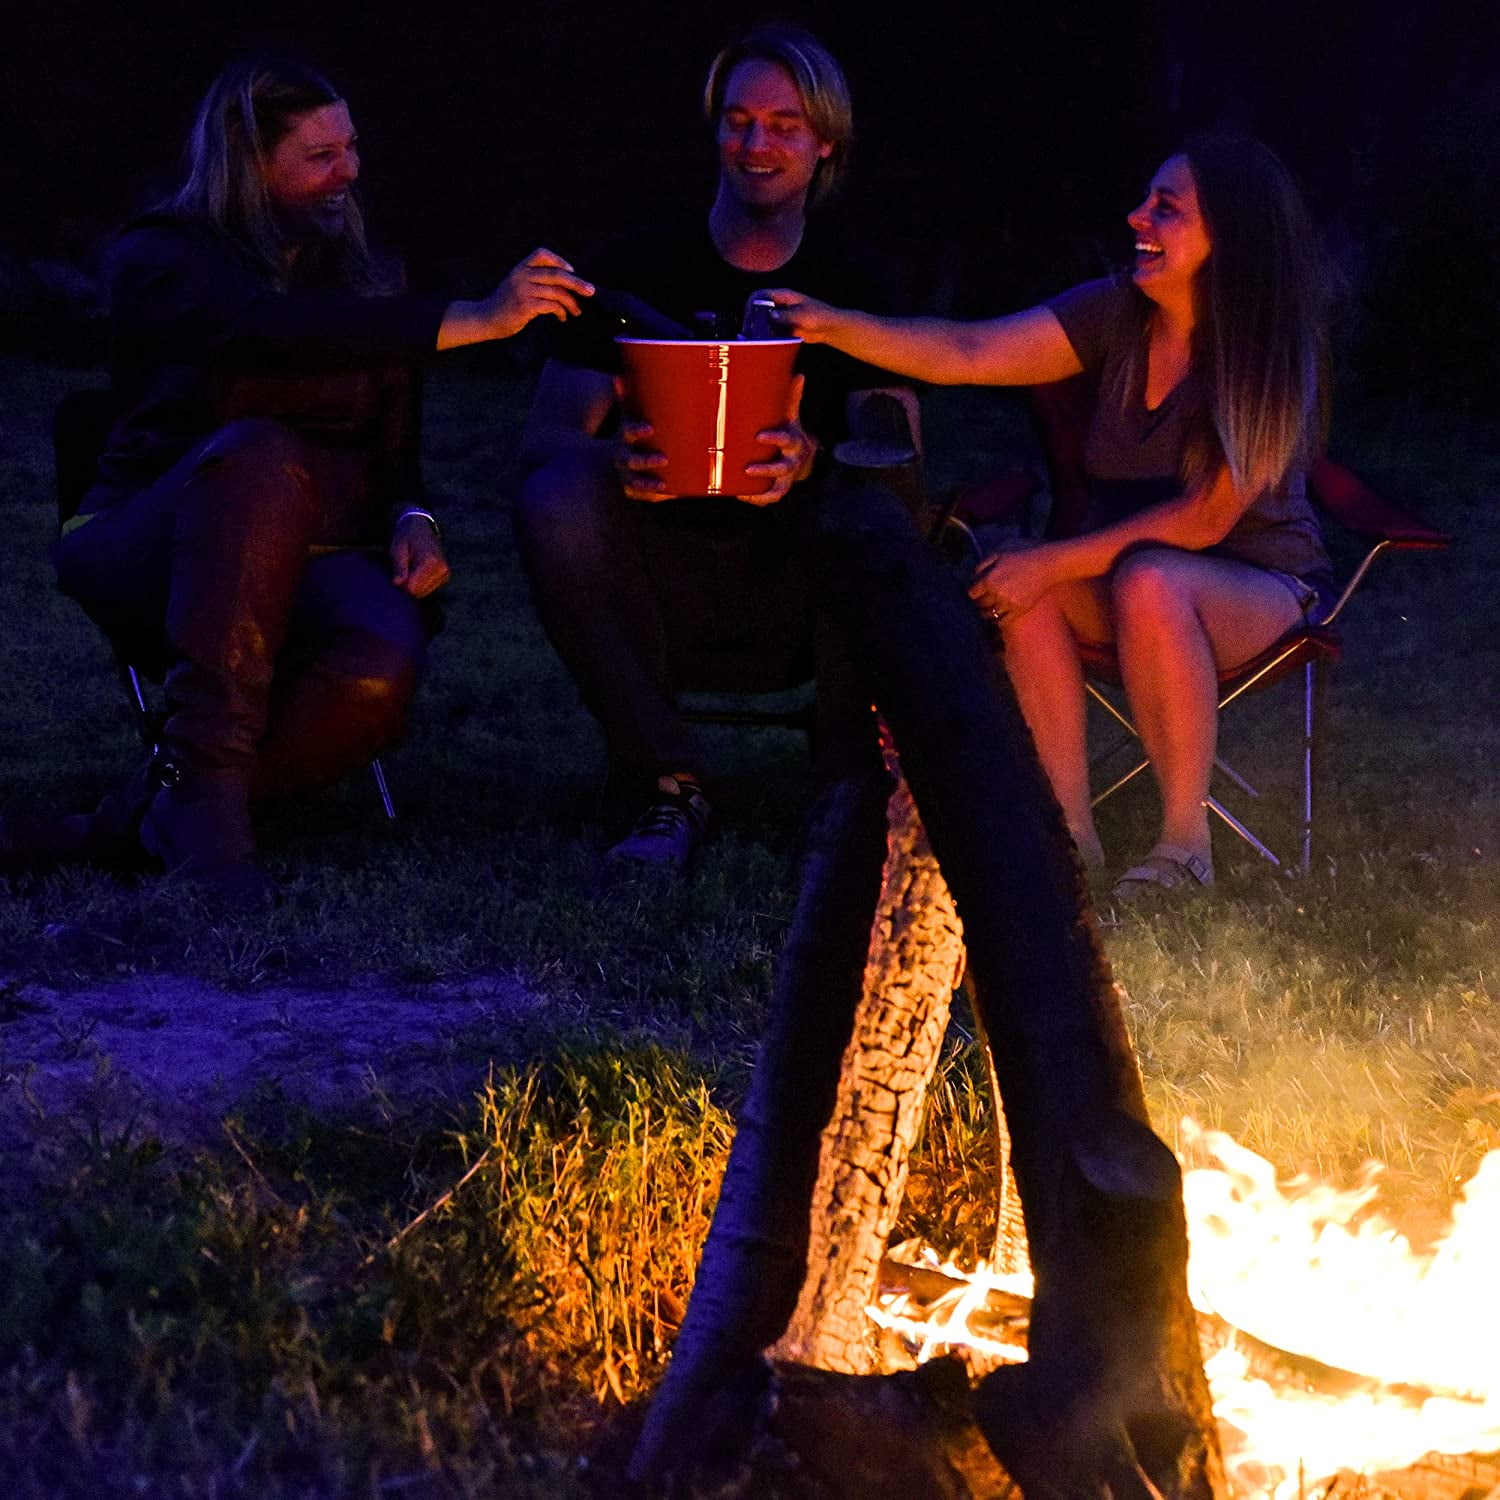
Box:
[834, 387, 923, 468]
[948, 469, 1041, 529]
[1310, 458, 1451, 551]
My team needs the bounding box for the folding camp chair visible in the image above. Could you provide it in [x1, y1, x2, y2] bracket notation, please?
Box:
[52, 388, 397, 818]
[943, 375, 1452, 875]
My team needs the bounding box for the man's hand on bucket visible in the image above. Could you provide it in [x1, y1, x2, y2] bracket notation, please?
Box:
[740, 373, 812, 506]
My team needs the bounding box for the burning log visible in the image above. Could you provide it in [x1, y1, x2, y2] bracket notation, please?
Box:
[874, 1253, 1446, 1405]
[770, 768, 967, 1374]
[873, 1253, 1500, 1500]
[771, 749, 1032, 1377]
[629, 486, 1225, 1497]
[818, 486, 1223, 1498]
[767, 1358, 1018, 1499]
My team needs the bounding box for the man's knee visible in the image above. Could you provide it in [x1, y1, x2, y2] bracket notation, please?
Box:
[514, 448, 620, 573]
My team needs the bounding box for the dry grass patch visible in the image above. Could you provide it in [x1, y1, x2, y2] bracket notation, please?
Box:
[392, 1047, 735, 1425]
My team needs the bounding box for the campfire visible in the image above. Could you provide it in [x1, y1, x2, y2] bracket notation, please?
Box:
[872, 1125, 1500, 1499]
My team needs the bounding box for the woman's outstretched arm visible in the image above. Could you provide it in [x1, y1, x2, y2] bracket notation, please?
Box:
[436, 248, 594, 349]
[759, 289, 1084, 387]
[109, 224, 591, 366]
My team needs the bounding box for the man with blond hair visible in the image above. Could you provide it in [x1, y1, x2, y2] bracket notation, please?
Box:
[515, 23, 902, 877]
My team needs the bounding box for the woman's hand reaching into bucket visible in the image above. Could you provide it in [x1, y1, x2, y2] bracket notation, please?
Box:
[754, 289, 849, 346]
[438, 249, 593, 349]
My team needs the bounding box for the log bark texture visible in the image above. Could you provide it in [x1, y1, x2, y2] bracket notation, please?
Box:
[630, 484, 1225, 1499]
[627, 761, 893, 1482]
[772, 768, 968, 1373]
[766, 1358, 1019, 1499]
[820, 485, 1225, 1500]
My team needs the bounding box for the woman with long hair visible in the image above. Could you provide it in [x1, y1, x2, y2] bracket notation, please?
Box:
[32, 55, 592, 895]
[763, 136, 1333, 901]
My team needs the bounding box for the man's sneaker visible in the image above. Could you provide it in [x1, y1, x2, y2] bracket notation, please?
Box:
[602, 775, 712, 875]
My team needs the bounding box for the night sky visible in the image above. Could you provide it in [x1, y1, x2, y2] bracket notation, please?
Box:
[5, 0, 1498, 342]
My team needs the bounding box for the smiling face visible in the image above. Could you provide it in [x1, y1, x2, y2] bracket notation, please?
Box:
[716, 59, 833, 215]
[1127, 154, 1212, 302]
[260, 100, 359, 243]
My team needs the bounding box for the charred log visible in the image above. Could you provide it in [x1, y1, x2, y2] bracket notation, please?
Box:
[767, 1358, 1018, 1499]
[627, 762, 893, 1482]
[820, 485, 1224, 1499]
[631, 485, 1224, 1498]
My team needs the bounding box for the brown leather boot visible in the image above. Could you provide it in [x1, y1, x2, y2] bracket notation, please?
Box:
[0, 763, 156, 873]
[138, 758, 271, 903]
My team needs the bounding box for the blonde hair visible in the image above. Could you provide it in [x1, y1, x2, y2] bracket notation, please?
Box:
[172, 55, 388, 292]
[1175, 135, 1332, 498]
[702, 24, 853, 207]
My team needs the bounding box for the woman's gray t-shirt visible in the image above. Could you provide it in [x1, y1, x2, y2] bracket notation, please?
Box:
[1046, 275, 1331, 585]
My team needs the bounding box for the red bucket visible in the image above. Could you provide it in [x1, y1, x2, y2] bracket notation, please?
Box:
[616, 338, 801, 497]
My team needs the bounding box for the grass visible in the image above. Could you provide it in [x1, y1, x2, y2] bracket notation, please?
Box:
[0, 351, 1497, 1492]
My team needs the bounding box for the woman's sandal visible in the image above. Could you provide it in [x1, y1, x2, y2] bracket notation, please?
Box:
[1110, 844, 1213, 908]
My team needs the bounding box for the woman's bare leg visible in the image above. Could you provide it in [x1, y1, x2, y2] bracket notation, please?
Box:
[1111, 549, 1304, 873]
[998, 579, 1113, 869]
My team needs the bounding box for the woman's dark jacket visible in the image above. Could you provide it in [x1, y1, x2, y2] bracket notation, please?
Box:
[84, 212, 448, 545]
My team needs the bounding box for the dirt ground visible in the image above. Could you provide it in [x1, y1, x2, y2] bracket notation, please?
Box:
[0, 969, 564, 1182]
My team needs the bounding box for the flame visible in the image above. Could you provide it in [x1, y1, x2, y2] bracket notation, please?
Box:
[872, 1124, 1500, 1497]
[1185, 1124, 1500, 1495]
[868, 1240, 1032, 1366]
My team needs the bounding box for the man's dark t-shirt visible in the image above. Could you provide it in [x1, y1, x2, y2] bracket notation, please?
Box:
[550, 218, 900, 455]
[539, 217, 904, 693]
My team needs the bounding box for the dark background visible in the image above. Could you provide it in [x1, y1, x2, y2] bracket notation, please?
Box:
[5, 0, 1499, 401]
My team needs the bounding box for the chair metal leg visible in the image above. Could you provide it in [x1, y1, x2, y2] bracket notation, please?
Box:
[1092, 755, 1153, 807]
[1086, 681, 1136, 733]
[116, 659, 165, 753]
[1211, 756, 1260, 801]
[371, 757, 396, 820]
[1300, 659, 1321, 877]
[1086, 682, 1262, 807]
[1085, 653, 1319, 872]
[1206, 796, 1282, 868]
[122, 662, 149, 721]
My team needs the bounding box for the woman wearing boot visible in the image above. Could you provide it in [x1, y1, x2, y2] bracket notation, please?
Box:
[22, 55, 591, 895]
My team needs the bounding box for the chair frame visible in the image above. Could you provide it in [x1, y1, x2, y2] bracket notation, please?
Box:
[52, 388, 397, 820]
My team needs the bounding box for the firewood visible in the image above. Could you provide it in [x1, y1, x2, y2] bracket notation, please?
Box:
[817, 484, 1224, 1500]
[631, 486, 1226, 1498]
[767, 1357, 1019, 1499]
[772, 767, 966, 1374]
[628, 764, 893, 1484]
